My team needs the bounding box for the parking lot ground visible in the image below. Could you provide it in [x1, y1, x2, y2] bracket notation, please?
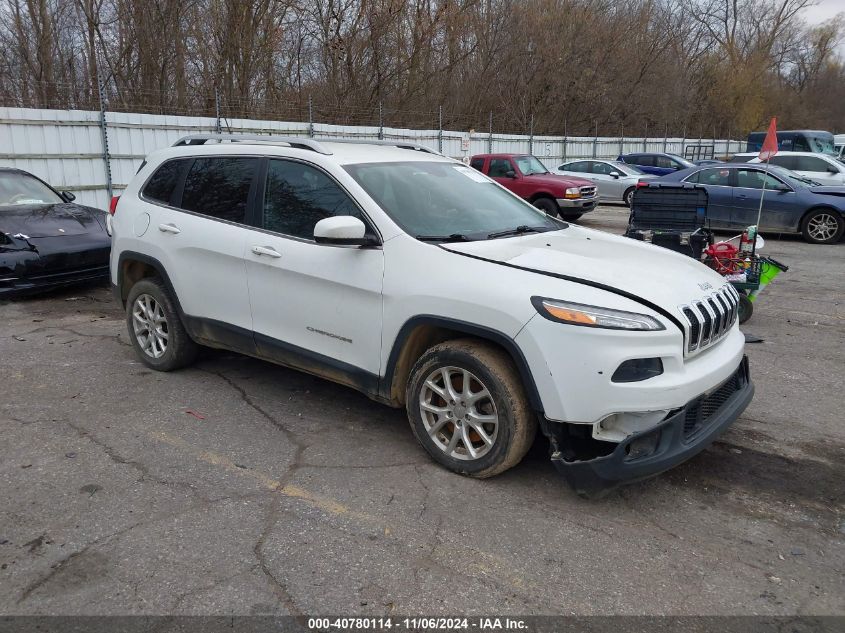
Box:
[1, 205, 843, 616]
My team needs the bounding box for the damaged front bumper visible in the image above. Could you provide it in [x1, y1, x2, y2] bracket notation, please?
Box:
[548, 356, 753, 498]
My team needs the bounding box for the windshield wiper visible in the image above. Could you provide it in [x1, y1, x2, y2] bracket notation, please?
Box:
[487, 225, 547, 239]
[415, 233, 471, 243]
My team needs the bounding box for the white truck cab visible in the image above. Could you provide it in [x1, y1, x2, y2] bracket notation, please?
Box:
[110, 135, 753, 497]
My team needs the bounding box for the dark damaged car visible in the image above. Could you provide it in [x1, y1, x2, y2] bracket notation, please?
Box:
[0, 168, 111, 296]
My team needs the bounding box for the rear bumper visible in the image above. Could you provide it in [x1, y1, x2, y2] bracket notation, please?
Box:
[556, 197, 597, 210]
[0, 264, 110, 296]
[552, 356, 753, 497]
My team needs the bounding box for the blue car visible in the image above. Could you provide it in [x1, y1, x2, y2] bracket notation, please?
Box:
[657, 163, 845, 244]
[617, 152, 696, 176]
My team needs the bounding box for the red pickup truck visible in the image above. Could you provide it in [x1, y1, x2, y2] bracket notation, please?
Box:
[470, 153, 597, 220]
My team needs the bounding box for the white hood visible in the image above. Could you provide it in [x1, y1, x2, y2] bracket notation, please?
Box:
[442, 226, 729, 320]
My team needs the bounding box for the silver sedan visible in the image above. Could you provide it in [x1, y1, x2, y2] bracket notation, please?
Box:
[556, 160, 656, 205]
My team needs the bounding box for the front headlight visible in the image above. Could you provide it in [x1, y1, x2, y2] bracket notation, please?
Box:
[564, 187, 581, 199]
[531, 297, 665, 331]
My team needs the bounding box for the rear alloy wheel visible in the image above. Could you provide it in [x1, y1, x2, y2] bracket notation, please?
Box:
[624, 187, 635, 206]
[406, 339, 536, 478]
[801, 209, 844, 244]
[126, 277, 197, 371]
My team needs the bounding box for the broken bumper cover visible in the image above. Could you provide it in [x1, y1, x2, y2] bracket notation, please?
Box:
[553, 356, 753, 497]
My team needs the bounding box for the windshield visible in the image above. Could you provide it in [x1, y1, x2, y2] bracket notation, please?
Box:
[768, 165, 820, 188]
[614, 161, 644, 175]
[514, 155, 549, 176]
[0, 172, 63, 206]
[667, 154, 696, 168]
[344, 161, 561, 240]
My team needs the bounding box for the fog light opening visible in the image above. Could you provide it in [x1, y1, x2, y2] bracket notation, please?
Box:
[611, 357, 664, 383]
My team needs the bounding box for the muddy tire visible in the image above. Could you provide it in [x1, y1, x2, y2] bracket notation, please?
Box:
[738, 292, 753, 324]
[126, 277, 198, 371]
[532, 196, 559, 217]
[406, 339, 537, 478]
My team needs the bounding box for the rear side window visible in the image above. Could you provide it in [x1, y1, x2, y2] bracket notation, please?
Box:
[636, 155, 655, 167]
[180, 157, 258, 223]
[687, 168, 731, 186]
[263, 159, 361, 240]
[142, 160, 187, 205]
[769, 155, 797, 170]
[470, 158, 485, 171]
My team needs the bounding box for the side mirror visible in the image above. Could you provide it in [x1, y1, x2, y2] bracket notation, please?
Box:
[505, 170, 517, 178]
[827, 166, 839, 174]
[774, 183, 791, 193]
[609, 171, 621, 178]
[61, 191, 76, 202]
[314, 216, 373, 246]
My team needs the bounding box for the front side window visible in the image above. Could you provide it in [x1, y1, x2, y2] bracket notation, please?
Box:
[470, 158, 485, 172]
[263, 160, 361, 239]
[345, 161, 560, 240]
[180, 157, 258, 223]
[794, 156, 832, 172]
[143, 159, 188, 205]
[736, 169, 784, 190]
[0, 172, 63, 206]
[488, 159, 513, 178]
[591, 161, 615, 175]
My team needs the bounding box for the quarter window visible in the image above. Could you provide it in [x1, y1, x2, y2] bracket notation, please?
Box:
[143, 159, 188, 205]
[180, 157, 258, 223]
[263, 160, 361, 239]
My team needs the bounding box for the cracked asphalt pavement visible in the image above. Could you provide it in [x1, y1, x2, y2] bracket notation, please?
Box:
[1, 206, 843, 616]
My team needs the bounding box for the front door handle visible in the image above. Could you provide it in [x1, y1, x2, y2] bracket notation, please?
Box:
[158, 223, 181, 234]
[251, 245, 282, 258]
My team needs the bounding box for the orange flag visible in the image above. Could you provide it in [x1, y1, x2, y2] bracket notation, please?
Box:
[758, 117, 778, 161]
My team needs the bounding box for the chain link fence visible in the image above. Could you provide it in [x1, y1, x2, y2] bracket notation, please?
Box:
[0, 80, 747, 209]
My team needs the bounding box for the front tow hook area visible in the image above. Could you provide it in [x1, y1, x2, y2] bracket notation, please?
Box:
[545, 356, 753, 498]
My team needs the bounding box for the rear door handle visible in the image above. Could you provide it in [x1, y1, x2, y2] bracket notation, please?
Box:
[158, 223, 181, 234]
[251, 245, 282, 258]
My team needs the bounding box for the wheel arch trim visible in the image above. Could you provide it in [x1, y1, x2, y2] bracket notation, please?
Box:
[381, 315, 544, 413]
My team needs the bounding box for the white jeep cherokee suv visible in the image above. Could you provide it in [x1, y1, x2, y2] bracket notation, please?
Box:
[110, 135, 753, 496]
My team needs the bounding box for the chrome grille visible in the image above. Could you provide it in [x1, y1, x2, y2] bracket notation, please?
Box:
[680, 285, 739, 354]
[580, 186, 597, 198]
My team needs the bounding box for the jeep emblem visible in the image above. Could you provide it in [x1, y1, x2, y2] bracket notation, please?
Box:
[698, 282, 713, 290]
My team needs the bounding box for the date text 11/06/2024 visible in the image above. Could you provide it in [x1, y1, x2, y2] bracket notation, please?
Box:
[308, 617, 529, 631]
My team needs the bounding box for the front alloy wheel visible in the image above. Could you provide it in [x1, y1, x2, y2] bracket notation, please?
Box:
[802, 210, 844, 244]
[419, 366, 499, 460]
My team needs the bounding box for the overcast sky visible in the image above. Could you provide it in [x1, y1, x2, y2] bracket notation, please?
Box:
[804, 0, 845, 56]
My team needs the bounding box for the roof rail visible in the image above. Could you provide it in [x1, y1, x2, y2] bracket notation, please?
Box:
[172, 134, 331, 154]
[171, 134, 441, 156]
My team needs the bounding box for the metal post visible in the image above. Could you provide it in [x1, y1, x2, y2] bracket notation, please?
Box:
[620, 124, 625, 156]
[488, 111, 493, 153]
[378, 101, 384, 140]
[308, 95, 314, 138]
[562, 119, 568, 162]
[529, 113, 534, 155]
[438, 105, 443, 153]
[663, 123, 668, 153]
[681, 125, 686, 158]
[643, 122, 648, 153]
[214, 87, 221, 134]
[592, 120, 598, 158]
[97, 75, 113, 202]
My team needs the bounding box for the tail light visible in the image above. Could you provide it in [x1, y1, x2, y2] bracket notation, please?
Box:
[635, 181, 650, 189]
[109, 195, 120, 215]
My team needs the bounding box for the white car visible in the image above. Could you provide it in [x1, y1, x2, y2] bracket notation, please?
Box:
[732, 151, 845, 186]
[556, 160, 656, 205]
[110, 135, 753, 497]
